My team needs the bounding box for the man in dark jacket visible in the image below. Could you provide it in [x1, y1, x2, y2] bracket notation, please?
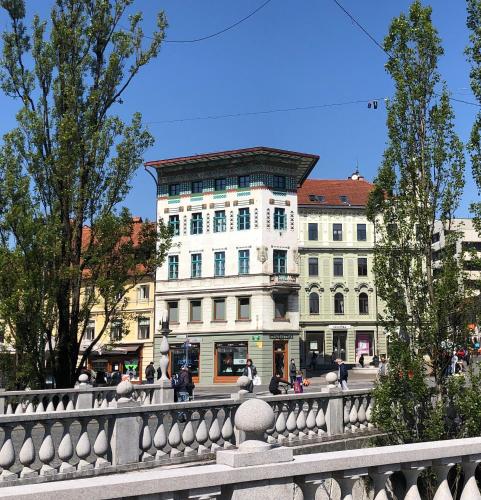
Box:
[289, 359, 297, 385]
[269, 373, 291, 395]
[145, 362, 155, 384]
[336, 359, 348, 390]
[176, 366, 190, 402]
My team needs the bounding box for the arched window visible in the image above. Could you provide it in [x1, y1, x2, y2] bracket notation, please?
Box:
[334, 293, 344, 315]
[309, 292, 319, 314]
[359, 293, 369, 314]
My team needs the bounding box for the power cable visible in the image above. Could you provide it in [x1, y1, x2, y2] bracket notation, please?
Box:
[145, 97, 387, 125]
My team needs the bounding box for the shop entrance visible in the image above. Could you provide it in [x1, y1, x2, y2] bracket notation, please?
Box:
[170, 343, 200, 383]
[332, 331, 347, 361]
[273, 340, 288, 378]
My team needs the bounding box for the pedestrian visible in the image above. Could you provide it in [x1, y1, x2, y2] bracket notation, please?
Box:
[269, 373, 291, 395]
[309, 351, 318, 370]
[156, 366, 161, 380]
[145, 361, 155, 384]
[451, 351, 458, 375]
[176, 366, 190, 403]
[378, 356, 387, 377]
[336, 358, 349, 390]
[242, 358, 257, 393]
[186, 366, 195, 400]
[359, 354, 365, 368]
[294, 370, 304, 393]
[289, 358, 297, 385]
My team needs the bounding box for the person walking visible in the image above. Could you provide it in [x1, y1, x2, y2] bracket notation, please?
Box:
[289, 358, 297, 385]
[242, 359, 257, 393]
[145, 361, 155, 384]
[359, 354, 365, 368]
[176, 366, 190, 402]
[336, 358, 349, 390]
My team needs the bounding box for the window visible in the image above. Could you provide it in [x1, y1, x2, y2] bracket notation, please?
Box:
[169, 215, 180, 236]
[191, 180, 203, 194]
[359, 293, 369, 314]
[167, 301, 179, 323]
[215, 342, 248, 378]
[309, 292, 319, 314]
[333, 257, 343, 277]
[138, 284, 149, 300]
[309, 195, 325, 203]
[273, 250, 287, 274]
[358, 257, 368, 276]
[237, 297, 250, 320]
[334, 293, 344, 314]
[308, 257, 319, 276]
[432, 232, 441, 244]
[273, 175, 286, 190]
[191, 213, 203, 235]
[308, 223, 318, 241]
[238, 175, 250, 188]
[215, 178, 226, 192]
[214, 251, 225, 277]
[191, 253, 202, 278]
[213, 210, 226, 232]
[110, 320, 122, 341]
[274, 208, 286, 230]
[169, 183, 180, 196]
[138, 317, 150, 339]
[85, 320, 95, 341]
[333, 224, 343, 241]
[189, 300, 202, 322]
[357, 224, 367, 241]
[339, 195, 349, 204]
[168, 255, 179, 280]
[213, 298, 226, 321]
[238, 208, 251, 230]
[238, 249, 250, 275]
[274, 295, 288, 319]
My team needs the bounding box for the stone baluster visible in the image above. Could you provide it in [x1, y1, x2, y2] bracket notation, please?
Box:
[221, 409, 235, 449]
[46, 399, 55, 412]
[343, 397, 351, 433]
[296, 402, 308, 439]
[182, 414, 196, 457]
[334, 469, 367, 500]
[275, 404, 287, 444]
[153, 414, 168, 460]
[316, 402, 327, 436]
[0, 424, 16, 480]
[39, 421, 57, 476]
[58, 419, 75, 473]
[168, 421, 182, 457]
[403, 463, 428, 500]
[296, 473, 329, 498]
[15, 400, 24, 414]
[5, 403, 13, 414]
[366, 398, 374, 429]
[36, 400, 45, 413]
[56, 396, 65, 412]
[305, 401, 316, 438]
[433, 458, 457, 500]
[19, 422, 37, 478]
[370, 464, 400, 500]
[25, 401, 34, 414]
[349, 397, 359, 433]
[460, 455, 481, 499]
[66, 398, 74, 411]
[286, 402, 297, 441]
[140, 413, 154, 462]
[93, 416, 110, 468]
[209, 409, 222, 451]
[196, 411, 210, 455]
[76, 417, 93, 470]
[358, 397, 367, 431]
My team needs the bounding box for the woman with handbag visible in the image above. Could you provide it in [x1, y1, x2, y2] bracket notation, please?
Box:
[242, 358, 257, 393]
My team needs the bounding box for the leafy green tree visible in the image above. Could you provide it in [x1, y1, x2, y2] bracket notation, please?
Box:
[0, 0, 170, 388]
[368, 0, 465, 443]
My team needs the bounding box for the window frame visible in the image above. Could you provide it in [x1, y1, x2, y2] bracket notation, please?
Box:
[191, 212, 203, 235]
[191, 180, 203, 194]
[215, 178, 227, 192]
[138, 284, 150, 301]
[273, 249, 287, 274]
[169, 183, 180, 196]
[334, 293, 344, 315]
[308, 223, 318, 241]
[237, 208, 251, 230]
[333, 223, 343, 241]
[167, 301, 179, 323]
[359, 293, 369, 315]
[85, 319, 95, 341]
[308, 257, 319, 276]
[238, 249, 250, 275]
[237, 297, 251, 320]
[169, 214, 180, 236]
[309, 292, 320, 315]
[137, 317, 150, 340]
[191, 253, 202, 278]
[189, 299, 203, 323]
[238, 175, 250, 188]
[357, 223, 367, 241]
[274, 294, 288, 320]
[213, 297, 226, 321]
[272, 175, 286, 190]
[214, 251, 226, 277]
[213, 210, 226, 233]
[333, 257, 343, 277]
[168, 255, 179, 280]
[358, 257, 368, 276]
[273, 207, 286, 230]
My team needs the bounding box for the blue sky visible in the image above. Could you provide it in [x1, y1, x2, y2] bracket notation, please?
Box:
[0, 1, 478, 219]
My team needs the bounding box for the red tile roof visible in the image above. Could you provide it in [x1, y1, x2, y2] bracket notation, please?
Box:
[298, 179, 374, 207]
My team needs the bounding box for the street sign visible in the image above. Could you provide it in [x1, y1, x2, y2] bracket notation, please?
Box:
[251, 335, 261, 341]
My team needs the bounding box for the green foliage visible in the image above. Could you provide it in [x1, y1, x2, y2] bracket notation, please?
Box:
[0, 0, 169, 387]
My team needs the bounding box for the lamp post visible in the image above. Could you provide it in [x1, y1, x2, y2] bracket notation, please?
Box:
[159, 309, 171, 382]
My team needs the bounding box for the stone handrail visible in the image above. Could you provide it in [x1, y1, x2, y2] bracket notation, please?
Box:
[0, 383, 374, 486]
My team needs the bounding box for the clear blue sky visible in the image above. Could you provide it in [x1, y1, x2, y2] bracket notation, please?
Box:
[0, 1, 477, 220]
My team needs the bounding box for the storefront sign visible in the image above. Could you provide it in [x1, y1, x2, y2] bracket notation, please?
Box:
[269, 334, 293, 340]
[328, 325, 351, 330]
[256, 341, 263, 348]
[251, 335, 261, 341]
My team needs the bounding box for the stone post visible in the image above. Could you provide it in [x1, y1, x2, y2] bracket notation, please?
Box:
[0, 388, 5, 415]
[110, 380, 141, 466]
[152, 309, 174, 404]
[325, 372, 344, 436]
[75, 374, 94, 410]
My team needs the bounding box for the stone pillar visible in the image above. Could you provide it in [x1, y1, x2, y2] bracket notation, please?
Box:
[110, 380, 141, 466]
[0, 388, 5, 415]
[152, 309, 174, 404]
[324, 372, 344, 436]
[75, 374, 94, 410]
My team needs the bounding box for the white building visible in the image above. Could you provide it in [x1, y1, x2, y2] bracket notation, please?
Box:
[146, 147, 319, 384]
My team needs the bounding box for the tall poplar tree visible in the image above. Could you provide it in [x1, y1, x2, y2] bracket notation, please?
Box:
[0, 0, 170, 388]
[367, 1, 465, 444]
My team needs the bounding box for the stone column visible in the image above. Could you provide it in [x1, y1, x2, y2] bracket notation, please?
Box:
[152, 309, 174, 404]
[324, 372, 344, 436]
[75, 374, 94, 409]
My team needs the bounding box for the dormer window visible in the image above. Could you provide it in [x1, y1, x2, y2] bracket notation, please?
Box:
[339, 195, 349, 204]
[309, 195, 325, 203]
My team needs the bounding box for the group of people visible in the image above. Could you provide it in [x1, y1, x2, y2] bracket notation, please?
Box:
[144, 361, 195, 402]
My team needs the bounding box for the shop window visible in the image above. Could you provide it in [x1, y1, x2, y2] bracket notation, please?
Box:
[238, 208, 251, 230]
[169, 215, 180, 236]
[334, 293, 344, 314]
[273, 175, 286, 190]
[357, 223, 367, 241]
[237, 297, 250, 320]
[191, 180, 203, 194]
[85, 319, 95, 341]
[356, 332, 373, 357]
[191, 253, 202, 278]
[358, 257, 368, 276]
[167, 301, 179, 323]
[238, 175, 250, 188]
[214, 251, 225, 277]
[273, 249, 287, 274]
[333, 257, 343, 277]
[274, 295, 288, 320]
[213, 210, 226, 233]
[215, 342, 247, 377]
[190, 300, 202, 322]
[138, 317, 150, 339]
[309, 292, 319, 314]
[215, 178, 226, 192]
[213, 298, 226, 321]
[171, 343, 200, 379]
[333, 223, 343, 241]
[169, 183, 180, 196]
[238, 249, 250, 275]
[359, 293, 369, 314]
[138, 284, 149, 300]
[191, 213, 203, 235]
[308, 223, 318, 241]
[274, 208, 286, 230]
[308, 257, 318, 276]
[168, 255, 179, 280]
[110, 320, 122, 341]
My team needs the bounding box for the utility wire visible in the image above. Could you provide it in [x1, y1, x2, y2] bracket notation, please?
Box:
[332, 0, 481, 108]
[145, 98, 387, 125]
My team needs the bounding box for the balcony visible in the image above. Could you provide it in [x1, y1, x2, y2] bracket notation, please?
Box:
[270, 273, 300, 289]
